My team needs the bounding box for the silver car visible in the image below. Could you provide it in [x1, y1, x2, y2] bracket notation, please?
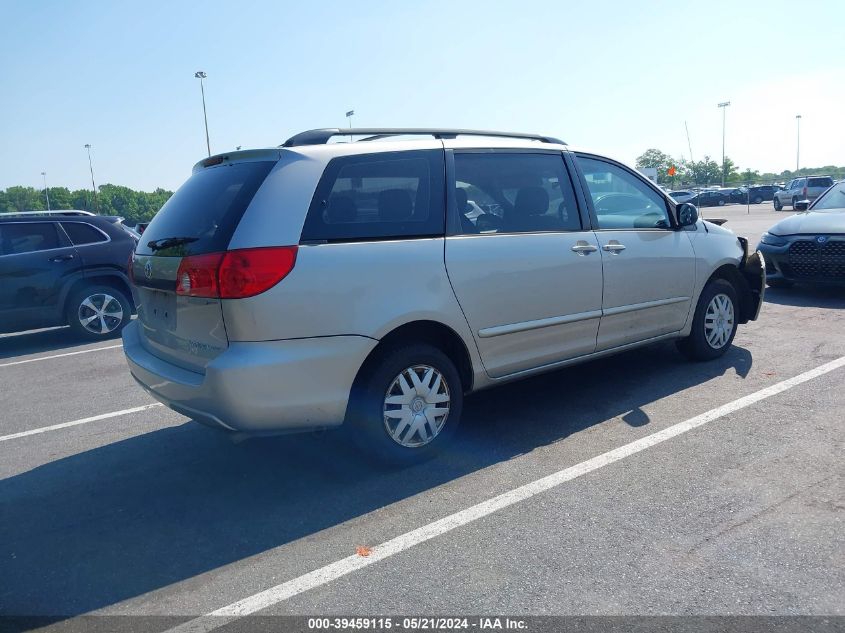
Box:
[123, 128, 764, 463]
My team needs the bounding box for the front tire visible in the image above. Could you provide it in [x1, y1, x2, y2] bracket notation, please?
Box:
[347, 344, 463, 465]
[791, 197, 798, 209]
[774, 197, 783, 211]
[66, 285, 132, 341]
[677, 279, 739, 361]
[753, 196, 763, 204]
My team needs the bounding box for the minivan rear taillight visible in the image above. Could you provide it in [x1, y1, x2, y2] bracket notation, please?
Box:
[175, 246, 297, 299]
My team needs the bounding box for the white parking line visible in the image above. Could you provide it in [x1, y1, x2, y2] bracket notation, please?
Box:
[168, 355, 845, 632]
[0, 403, 162, 443]
[0, 344, 123, 368]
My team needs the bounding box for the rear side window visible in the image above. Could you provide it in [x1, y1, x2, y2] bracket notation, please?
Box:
[0, 222, 60, 256]
[62, 222, 108, 245]
[301, 150, 444, 242]
[808, 177, 833, 187]
[135, 160, 276, 256]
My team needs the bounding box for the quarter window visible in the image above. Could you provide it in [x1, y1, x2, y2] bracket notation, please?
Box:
[62, 222, 108, 245]
[452, 153, 581, 234]
[0, 223, 61, 255]
[577, 157, 671, 230]
[301, 150, 444, 242]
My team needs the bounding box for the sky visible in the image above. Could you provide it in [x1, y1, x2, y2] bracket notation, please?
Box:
[1, 0, 843, 192]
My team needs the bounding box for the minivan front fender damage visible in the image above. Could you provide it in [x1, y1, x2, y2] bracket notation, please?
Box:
[738, 237, 765, 323]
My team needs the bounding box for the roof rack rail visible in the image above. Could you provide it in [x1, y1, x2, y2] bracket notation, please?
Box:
[0, 210, 95, 217]
[281, 128, 565, 147]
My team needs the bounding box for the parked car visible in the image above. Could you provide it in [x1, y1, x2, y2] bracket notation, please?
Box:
[773, 176, 835, 210]
[688, 190, 728, 207]
[757, 181, 845, 287]
[123, 127, 764, 463]
[746, 185, 779, 204]
[722, 188, 747, 204]
[136, 222, 150, 234]
[669, 190, 695, 203]
[0, 211, 136, 338]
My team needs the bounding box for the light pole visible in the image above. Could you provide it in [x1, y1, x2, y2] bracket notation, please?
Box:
[795, 114, 802, 173]
[195, 71, 211, 156]
[84, 144, 99, 214]
[346, 109, 354, 129]
[41, 171, 50, 211]
[717, 101, 731, 187]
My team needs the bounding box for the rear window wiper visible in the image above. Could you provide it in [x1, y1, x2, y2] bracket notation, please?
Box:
[147, 236, 199, 251]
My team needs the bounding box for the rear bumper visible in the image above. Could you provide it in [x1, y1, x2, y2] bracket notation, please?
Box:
[123, 321, 377, 433]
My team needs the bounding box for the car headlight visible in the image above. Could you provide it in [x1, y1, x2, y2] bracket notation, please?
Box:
[760, 232, 787, 246]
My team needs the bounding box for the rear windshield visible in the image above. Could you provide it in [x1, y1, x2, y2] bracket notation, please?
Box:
[808, 177, 833, 187]
[136, 160, 275, 256]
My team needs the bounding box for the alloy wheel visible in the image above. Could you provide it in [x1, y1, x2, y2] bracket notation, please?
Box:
[383, 364, 451, 448]
[78, 293, 124, 335]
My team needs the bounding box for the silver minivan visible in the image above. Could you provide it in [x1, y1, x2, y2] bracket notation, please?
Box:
[124, 128, 764, 463]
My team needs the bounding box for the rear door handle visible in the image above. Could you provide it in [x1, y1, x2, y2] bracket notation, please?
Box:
[602, 242, 626, 253]
[571, 241, 598, 255]
[50, 254, 75, 262]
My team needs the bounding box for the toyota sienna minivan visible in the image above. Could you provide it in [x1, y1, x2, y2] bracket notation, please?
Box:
[124, 128, 764, 463]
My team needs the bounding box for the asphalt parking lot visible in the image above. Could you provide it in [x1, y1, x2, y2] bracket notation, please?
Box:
[1, 202, 843, 629]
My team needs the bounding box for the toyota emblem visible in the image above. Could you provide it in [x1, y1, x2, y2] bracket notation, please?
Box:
[817, 236, 828, 244]
[144, 260, 153, 280]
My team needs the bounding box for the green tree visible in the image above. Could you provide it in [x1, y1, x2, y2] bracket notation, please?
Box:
[636, 148, 683, 185]
[721, 157, 740, 184]
[682, 156, 721, 185]
[3, 186, 45, 212]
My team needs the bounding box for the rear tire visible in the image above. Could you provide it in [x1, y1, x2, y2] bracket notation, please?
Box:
[718, 199, 725, 206]
[753, 196, 763, 204]
[66, 285, 132, 341]
[677, 279, 739, 361]
[347, 343, 463, 465]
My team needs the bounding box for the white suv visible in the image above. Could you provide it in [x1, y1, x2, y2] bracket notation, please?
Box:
[123, 128, 764, 463]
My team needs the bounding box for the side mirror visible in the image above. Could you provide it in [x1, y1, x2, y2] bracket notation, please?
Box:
[676, 202, 699, 227]
[795, 199, 811, 211]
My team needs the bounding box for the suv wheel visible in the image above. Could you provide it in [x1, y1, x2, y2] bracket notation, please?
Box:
[774, 197, 783, 211]
[66, 285, 132, 340]
[791, 196, 798, 209]
[718, 199, 725, 206]
[753, 195, 763, 204]
[677, 279, 738, 361]
[348, 343, 463, 465]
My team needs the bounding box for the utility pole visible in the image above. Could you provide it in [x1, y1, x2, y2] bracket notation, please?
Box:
[685, 120, 694, 164]
[717, 101, 731, 187]
[195, 71, 211, 156]
[41, 172, 50, 211]
[795, 114, 802, 173]
[84, 144, 99, 214]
